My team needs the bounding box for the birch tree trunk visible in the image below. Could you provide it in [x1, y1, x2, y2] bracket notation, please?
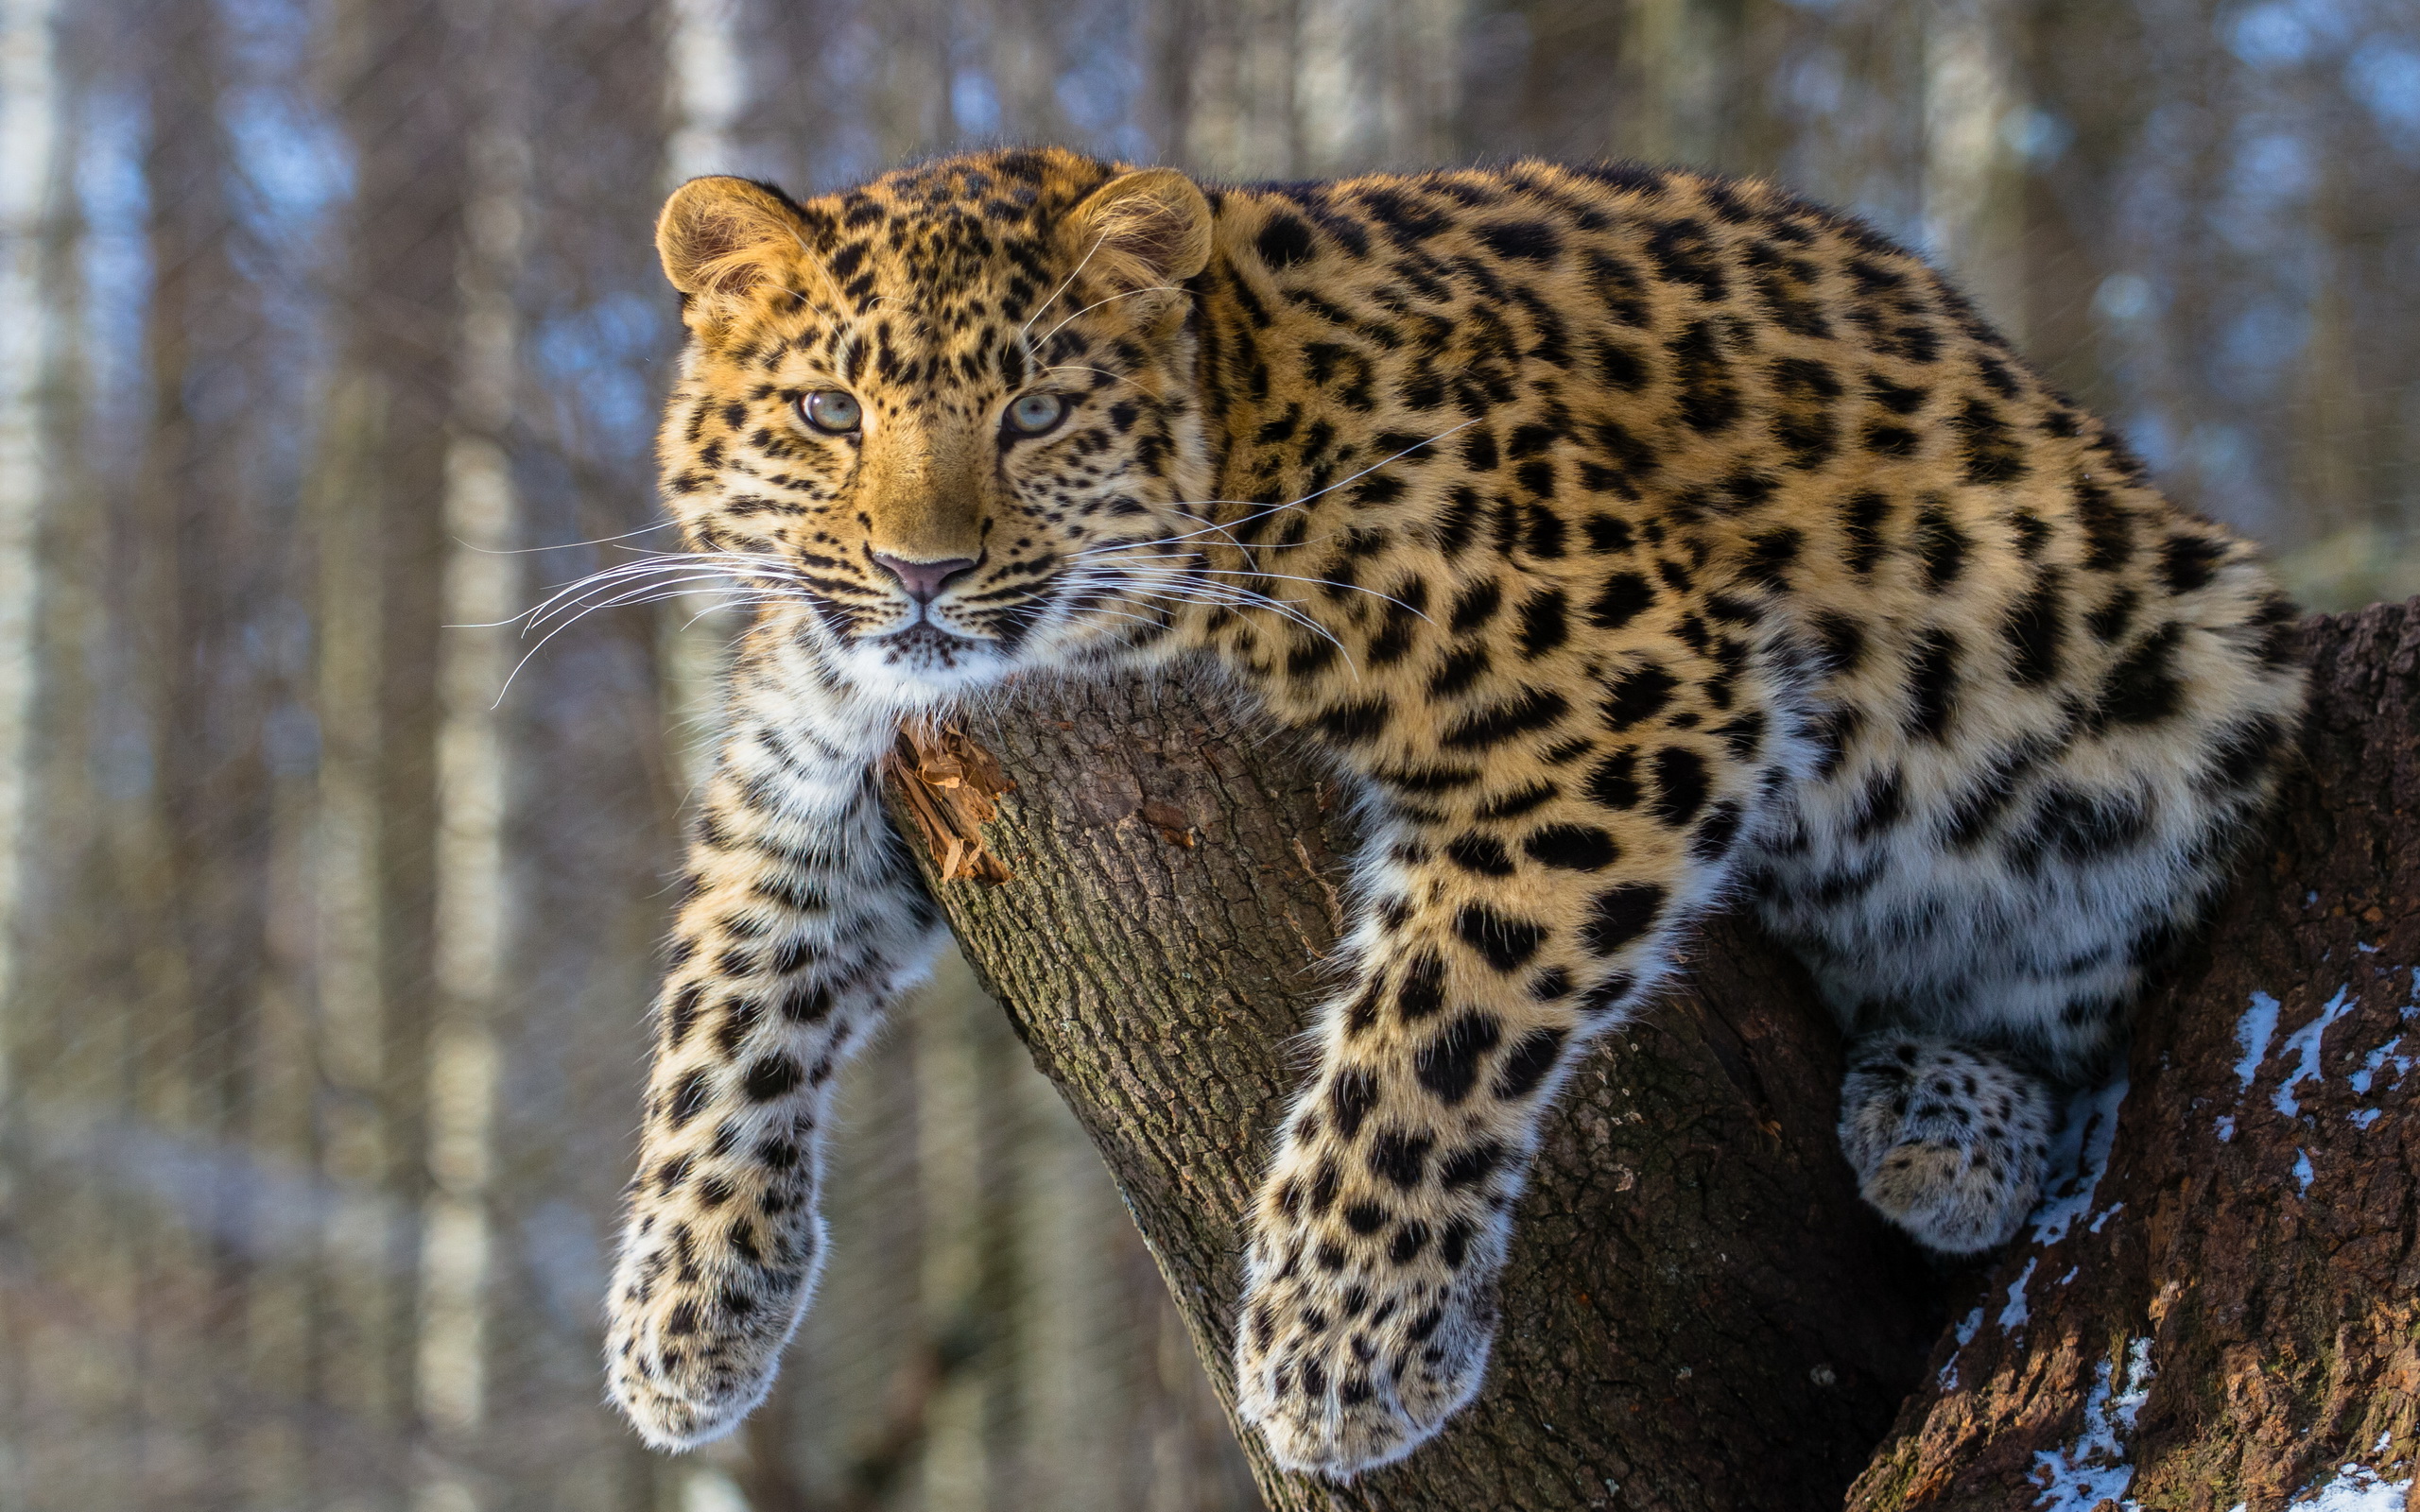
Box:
[0, 0, 59, 1500]
[1919, 0, 2026, 343]
[886, 677, 1951, 1512]
[0, 0, 55, 1096]
[413, 5, 529, 1503]
[312, 0, 472, 1496]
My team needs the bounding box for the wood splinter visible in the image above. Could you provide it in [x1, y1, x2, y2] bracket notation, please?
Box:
[886, 720, 1019, 885]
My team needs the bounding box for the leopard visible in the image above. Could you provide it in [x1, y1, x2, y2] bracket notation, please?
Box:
[600, 146, 2305, 1479]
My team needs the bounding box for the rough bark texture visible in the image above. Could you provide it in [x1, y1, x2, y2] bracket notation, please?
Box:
[1846, 601, 2420, 1512]
[888, 673, 1952, 1512]
[890, 602, 2420, 1510]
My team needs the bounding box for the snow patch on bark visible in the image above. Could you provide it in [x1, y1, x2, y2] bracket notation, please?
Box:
[2273, 986, 2359, 1116]
[1937, 1305, 1985, 1389]
[2031, 1078, 2129, 1248]
[2348, 1036, 2411, 1100]
[1998, 1257, 2037, 1332]
[2237, 991, 2283, 1088]
[2029, 1337, 2154, 1511]
[2339, 988, 2415, 1130]
[2274, 1461, 2415, 1510]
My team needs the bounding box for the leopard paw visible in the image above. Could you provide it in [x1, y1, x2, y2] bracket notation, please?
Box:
[1839, 1033, 2056, 1253]
[603, 1202, 824, 1451]
[1233, 1225, 1498, 1478]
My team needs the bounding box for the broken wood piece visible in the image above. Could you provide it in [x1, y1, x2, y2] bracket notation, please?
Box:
[886, 721, 1018, 885]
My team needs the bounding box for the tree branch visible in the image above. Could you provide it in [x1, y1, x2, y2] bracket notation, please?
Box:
[1848, 601, 2420, 1511]
[889, 672, 1951, 1511]
[889, 604, 2416, 1509]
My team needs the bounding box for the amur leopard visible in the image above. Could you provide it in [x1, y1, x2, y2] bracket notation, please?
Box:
[602, 147, 2305, 1477]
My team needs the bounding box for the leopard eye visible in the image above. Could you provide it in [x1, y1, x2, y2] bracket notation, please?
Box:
[1004, 392, 1068, 438]
[800, 389, 862, 435]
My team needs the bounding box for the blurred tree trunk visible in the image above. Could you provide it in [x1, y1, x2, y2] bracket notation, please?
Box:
[0, 0, 56, 1091]
[908, 953, 1014, 1511]
[887, 677, 1949, 1512]
[309, 0, 474, 1496]
[302, 371, 408, 1496]
[1920, 0, 2026, 340]
[127, 7, 274, 1504]
[412, 2, 531, 1504]
[1847, 600, 2420, 1511]
[2013, 0, 2144, 408]
[0, 0, 60, 1499]
[1617, 0, 1737, 169]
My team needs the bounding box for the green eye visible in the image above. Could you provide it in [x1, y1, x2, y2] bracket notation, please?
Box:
[1005, 392, 1068, 437]
[801, 389, 861, 434]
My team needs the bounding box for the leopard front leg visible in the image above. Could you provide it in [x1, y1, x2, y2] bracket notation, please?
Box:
[1234, 806, 1710, 1478]
[604, 651, 945, 1450]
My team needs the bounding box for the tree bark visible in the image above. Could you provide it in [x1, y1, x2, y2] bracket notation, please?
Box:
[1845, 599, 2420, 1511]
[891, 602, 2416, 1511]
[887, 679, 1953, 1511]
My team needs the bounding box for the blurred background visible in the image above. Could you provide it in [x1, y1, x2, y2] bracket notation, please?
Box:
[0, 0, 2415, 1508]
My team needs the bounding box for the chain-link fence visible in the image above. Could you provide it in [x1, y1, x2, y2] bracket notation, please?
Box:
[0, 0, 2415, 1508]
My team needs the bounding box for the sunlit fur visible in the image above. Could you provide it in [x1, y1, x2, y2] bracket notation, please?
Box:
[602, 147, 2307, 1477]
[641, 163, 1238, 711]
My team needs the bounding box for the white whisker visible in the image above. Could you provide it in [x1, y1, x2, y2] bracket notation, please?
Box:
[469, 547, 823, 706]
[1028, 284, 1185, 352]
[1017, 232, 1111, 350]
[1076, 541, 1435, 625]
[500, 563, 774, 638]
[1086, 565, 1351, 658]
[527, 573, 789, 636]
[458, 520, 683, 557]
[492, 550, 803, 633]
[1040, 363, 1148, 393]
[1260, 420, 1479, 515]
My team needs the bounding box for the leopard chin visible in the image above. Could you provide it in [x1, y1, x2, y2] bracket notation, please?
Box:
[835, 623, 1011, 703]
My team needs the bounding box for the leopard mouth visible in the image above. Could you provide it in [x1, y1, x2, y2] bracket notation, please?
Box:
[856, 622, 1012, 679]
[849, 598, 999, 647]
[833, 577, 1070, 672]
[878, 623, 981, 652]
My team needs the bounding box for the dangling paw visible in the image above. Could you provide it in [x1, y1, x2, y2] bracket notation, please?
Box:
[604, 1164, 826, 1451]
[1838, 1034, 2056, 1254]
[1233, 1208, 1500, 1478]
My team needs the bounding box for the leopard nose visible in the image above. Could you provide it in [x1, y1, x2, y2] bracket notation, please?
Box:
[871, 553, 977, 605]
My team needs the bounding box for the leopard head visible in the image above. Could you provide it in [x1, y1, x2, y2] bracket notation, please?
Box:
[652, 149, 1217, 706]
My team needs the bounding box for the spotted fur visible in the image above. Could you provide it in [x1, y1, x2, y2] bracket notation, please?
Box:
[603, 148, 2305, 1477]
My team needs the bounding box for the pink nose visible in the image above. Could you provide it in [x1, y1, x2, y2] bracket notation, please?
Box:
[871, 553, 977, 605]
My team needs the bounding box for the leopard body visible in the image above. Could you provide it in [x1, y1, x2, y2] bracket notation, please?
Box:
[602, 147, 2305, 1476]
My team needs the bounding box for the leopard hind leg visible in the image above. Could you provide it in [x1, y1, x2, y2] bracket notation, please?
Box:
[1752, 741, 2244, 1254]
[1836, 1032, 2057, 1253]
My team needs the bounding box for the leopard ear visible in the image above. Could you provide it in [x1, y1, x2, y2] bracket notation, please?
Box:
[656, 176, 807, 303]
[1060, 167, 1214, 294]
